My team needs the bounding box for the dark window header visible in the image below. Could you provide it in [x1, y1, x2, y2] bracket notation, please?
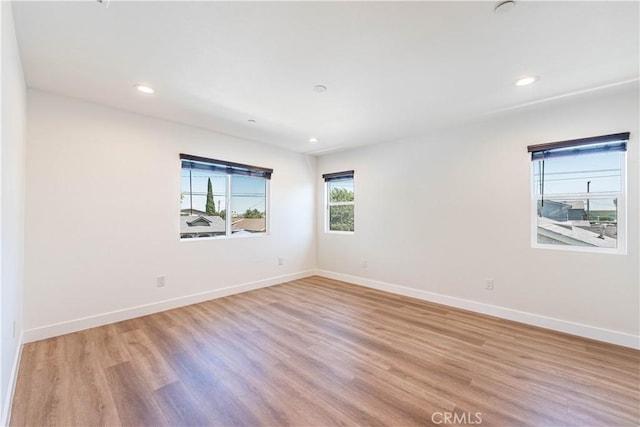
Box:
[527, 132, 629, 161]
[180, 153, 273, 179]
[322, 170, 354, 182]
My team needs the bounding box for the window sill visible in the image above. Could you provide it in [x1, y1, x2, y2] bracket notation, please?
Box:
[180, 232, 270, 242]
[531, 243, 626, 255]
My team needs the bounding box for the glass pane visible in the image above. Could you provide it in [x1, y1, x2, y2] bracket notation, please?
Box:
[180, 167, 227, 238]
[536, 198, 617, 248]
[328, 179, 354, 202]
[329, 205, 354, 232]
[533, 151, 622, 196]
[231, 175, 267, 234]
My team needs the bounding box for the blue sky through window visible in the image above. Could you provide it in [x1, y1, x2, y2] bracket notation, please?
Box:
[533, 150, 622, 196]
[181, 170, 266, 215]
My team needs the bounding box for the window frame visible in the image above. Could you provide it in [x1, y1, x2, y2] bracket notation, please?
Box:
[180, 154, 271, 241]
[528, 134, 628, 254]
[323, 171, 355, 234]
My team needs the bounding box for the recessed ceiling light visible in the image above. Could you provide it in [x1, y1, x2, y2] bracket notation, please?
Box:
[313, 85, 327, 93]
[495, 1, 515, 14]
[514, 75, 539, 87]
[309, 137, 319, 144]
[134, 84, 155, 94]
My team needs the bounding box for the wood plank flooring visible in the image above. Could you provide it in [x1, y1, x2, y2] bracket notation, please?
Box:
[10, 276, 640, 426]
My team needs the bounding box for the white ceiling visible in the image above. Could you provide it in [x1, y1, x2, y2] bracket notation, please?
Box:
[12, 1, 640, 154]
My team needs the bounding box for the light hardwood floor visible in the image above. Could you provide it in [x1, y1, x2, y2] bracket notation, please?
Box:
[10, 276, 640, 426]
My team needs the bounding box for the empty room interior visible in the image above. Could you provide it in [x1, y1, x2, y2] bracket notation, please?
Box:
[1, 1, 639, 426]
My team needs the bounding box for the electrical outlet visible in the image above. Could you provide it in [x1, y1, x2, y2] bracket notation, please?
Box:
[278, 257, 284, 266]
[485, 279, 494, 291]
[157, 276, 166, 288]
[362, 259, 368, 268]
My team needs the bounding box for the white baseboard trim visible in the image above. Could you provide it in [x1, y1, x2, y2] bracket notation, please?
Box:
[23, 270, 316, 343]
[21, 268, 640, 349]
[315, 270, 640, 350]
[2, 331, 24, 427]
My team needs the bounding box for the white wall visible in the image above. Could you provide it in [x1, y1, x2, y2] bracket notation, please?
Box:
[24, 90, 316, 339]
[1, 0, 27, 423]
[317, 83, 639, 347]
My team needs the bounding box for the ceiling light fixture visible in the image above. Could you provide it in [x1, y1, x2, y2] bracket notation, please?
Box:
[134, 84, 155, 94]
[313, 85, 327, 93]
[514, 75, 539, 87]
[309, 137, 319, 144]
[494, 1, 515, 14]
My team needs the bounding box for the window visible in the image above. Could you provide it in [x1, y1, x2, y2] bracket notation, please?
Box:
[180, 154, 272, 239]
[323, 170, 355, 232]
[528, 132, 629, 252]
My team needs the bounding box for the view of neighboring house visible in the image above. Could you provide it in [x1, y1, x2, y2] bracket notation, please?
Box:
[537, 216, 617, 248]
[231, 217, 267, 233]
[180, 215, 226, 238]
[537, 198, 617, 247]
[180, 213, 266, 238]
[539, 200, 586, 221]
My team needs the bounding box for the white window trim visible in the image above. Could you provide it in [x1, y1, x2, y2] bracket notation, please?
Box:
[325, 179, 355, 234]
[530, 155, 627, 255]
